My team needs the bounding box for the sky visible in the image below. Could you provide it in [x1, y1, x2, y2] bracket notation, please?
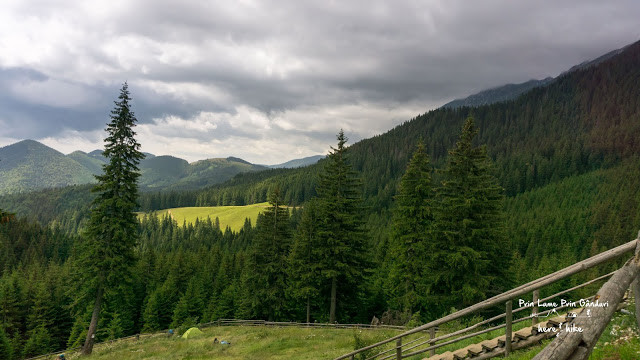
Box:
[0, 1, 638, 164]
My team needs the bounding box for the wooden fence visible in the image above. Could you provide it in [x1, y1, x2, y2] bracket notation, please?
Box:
[335, 237, 639, 360]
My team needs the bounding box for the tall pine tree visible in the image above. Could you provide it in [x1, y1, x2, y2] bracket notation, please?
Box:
[427, 117, 509, 315]
[288, 199, 322, 323]
[316, 130, 366, 323]
[77, 82, 143, 354]
[250, 187, 291, 320]
[389, 140, 433, 315]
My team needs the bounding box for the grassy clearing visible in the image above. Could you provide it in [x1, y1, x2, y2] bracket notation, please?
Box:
[57, 326, 405, 360]
[139, 203, 270, 232]
[46, 307, 640, 360]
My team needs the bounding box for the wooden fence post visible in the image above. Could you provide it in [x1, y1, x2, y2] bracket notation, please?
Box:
[429, 327, 436, 356]
[532, 289, 539, 326]
[396, 338, 402, 360]
[505, 300, 512, 356]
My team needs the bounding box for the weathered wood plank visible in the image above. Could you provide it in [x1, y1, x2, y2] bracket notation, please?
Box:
[515, 327, 534, 340]
[480, 338, 500, 351]
[466, 343, 483, 356]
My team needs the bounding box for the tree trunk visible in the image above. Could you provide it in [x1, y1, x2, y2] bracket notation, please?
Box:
[330, 277, 337, 323]
[532, 245, 640, 360]
[306, 297, 311, 323]
[82, 285, 104, 355]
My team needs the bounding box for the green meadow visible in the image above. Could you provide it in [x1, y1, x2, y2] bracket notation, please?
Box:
[56, 326, 405, 360]
[139, 203, 271, 232]
[42, 310, 640, 360]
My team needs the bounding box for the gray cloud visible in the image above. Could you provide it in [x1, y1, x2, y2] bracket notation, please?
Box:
[0, 0, 638, 162]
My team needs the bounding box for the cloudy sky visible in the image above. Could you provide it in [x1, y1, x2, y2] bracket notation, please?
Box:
[0, 0, 638, 164]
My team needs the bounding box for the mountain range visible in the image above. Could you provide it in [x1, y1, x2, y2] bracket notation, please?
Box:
[0, 140, 323, 195]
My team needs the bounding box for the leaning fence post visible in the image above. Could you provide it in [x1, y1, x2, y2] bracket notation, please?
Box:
[505, 299, 512, 356]
[532, 289, 539, 326]
[429, 326, 436, 356]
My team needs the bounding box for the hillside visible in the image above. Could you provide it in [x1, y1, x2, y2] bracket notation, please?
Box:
[67, 150, 106, 175]
[267, 155, 325, 169]
[442, 44, 630, 110]
[167, 157, 267, 191]
[0, 140, 96, 194]
[139, 155, 190, 189]
[442, 77, 554, 109]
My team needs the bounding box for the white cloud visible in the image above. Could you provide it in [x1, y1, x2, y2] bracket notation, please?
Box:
[38, 129, 105, 154]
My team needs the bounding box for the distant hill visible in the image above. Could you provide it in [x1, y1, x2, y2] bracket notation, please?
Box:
[139, 155, 189, 189]
[0, 141, 268, 194]
[0, 140, 95, 194]
[87, 149, 107, 163]
[268, 155, 325, 169]
[67, 150, 106, 175]
[167, 158, 267, 191]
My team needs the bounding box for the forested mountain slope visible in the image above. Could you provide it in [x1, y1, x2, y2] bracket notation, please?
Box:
[0, 140, 267, 194]
[0, 140, 95, 194]
[442, 77, 554, 109]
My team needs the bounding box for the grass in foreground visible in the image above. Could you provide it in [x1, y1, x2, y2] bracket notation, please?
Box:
[139, 203, 270, 232]
[47, 305, 640, 359]
[57, 326, 403, 360]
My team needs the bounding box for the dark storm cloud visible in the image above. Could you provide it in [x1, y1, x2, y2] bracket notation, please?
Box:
[0, 0, 638, 161]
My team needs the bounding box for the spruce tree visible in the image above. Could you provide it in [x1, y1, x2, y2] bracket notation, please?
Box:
[389, 140, 433, 315]
[250, 187, 291, 320]
[0, 326, 12, 360]
[316, 130, 366, 323]
[22, 325, 54, 358]
[427, 117, 508, 315]
[77, 82, 143, 354]
[288, 199, 321, 323]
